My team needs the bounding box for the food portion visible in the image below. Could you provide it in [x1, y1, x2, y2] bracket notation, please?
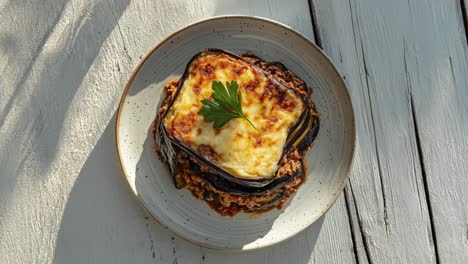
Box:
[163, 51, 305, 179]
[154, 49, 319, 216]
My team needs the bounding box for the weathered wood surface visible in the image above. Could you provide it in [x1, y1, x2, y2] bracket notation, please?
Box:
[311, 0, 468, 263]
[0, 0, 466, 263]
[0, 0, 355, 263]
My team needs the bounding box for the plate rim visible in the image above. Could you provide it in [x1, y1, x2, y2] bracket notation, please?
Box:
[115, 15, 356, 251]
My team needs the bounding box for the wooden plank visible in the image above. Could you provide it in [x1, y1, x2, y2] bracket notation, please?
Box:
[0, 0, 357, 263]
[405, 0, 468, 262]
[310, 0, 439, 263]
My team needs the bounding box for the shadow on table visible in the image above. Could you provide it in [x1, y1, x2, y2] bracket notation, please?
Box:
[53, 113, 323, 264]
[53, 114, 171, 263]
[0, 0, 130, 217]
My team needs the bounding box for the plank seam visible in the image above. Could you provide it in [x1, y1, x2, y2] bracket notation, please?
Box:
[344, 187, 363, 264]
[403, 38, 440, 262]
[409, 94, 441, 264]
[307, 2, 360, 262]
[347, 0, 361, 64]
[460, 0, 468, 44]
[449, 56, 458, 87]
[360, 42, 390, 235]
[349, 182, 374, 264]
[308, 0, 323, 48]
[350, 0, 391, 234]
[403, 40, 425, 214]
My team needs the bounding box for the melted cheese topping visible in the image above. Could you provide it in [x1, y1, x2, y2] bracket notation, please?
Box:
[163, 52, 304, 179]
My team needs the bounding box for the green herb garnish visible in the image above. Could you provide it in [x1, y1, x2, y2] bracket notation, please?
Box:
[198, 80, 257, 130]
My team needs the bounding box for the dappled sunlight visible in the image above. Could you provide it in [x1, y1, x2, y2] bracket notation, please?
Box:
[0, 0, 131, 261]
[2, 0, 468, 262]
[53, 114, 178, 263]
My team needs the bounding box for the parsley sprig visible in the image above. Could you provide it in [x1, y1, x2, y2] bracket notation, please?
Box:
[198, 80, 257, 130]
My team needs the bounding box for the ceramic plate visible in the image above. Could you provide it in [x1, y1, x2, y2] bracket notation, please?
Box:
[116, 16, 355, 251]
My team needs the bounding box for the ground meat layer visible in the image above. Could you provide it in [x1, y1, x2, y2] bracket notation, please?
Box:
[172, 150, 304, 216]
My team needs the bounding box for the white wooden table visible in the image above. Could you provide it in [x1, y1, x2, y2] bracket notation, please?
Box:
[1, 0, 467, 263]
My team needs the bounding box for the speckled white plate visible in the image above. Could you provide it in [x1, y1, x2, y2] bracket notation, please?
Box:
[116, 16, 355, 251]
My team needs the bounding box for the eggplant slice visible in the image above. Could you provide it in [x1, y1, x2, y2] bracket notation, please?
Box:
[154, 49, 319, 210]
